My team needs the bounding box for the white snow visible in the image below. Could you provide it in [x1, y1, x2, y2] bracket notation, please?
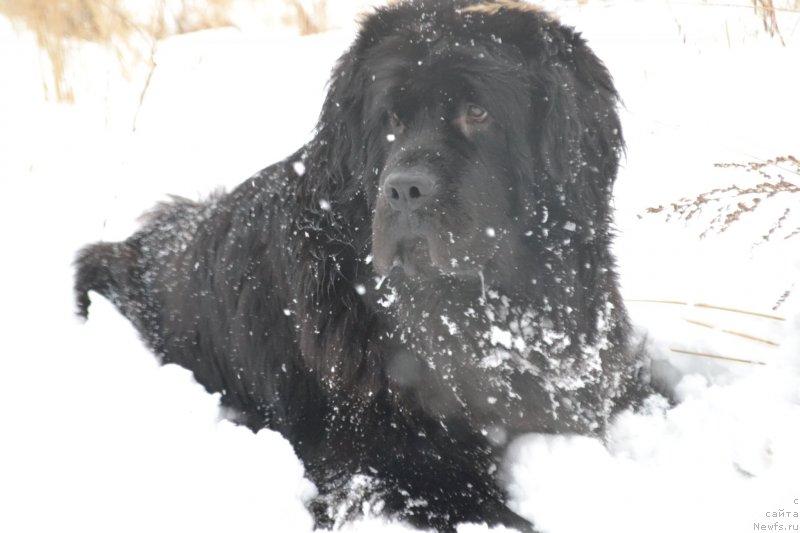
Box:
[490, 326, 514, 350]
[441, 315, 461, 336]
[1, 1, 799, 532]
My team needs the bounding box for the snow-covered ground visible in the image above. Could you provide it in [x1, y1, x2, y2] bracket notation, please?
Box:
[1, 2, 798, 532]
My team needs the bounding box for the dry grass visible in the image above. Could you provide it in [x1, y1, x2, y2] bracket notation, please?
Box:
[3, 0, 798, 101]
[0, 0, 340, 101]
[627, 299, 783, 365]
[627, 299, 787, 321]
[750, 0, 800, 45]
[645, 155, 800, 241]
[461, 1, 546, 16]
[0, 0, 237, 101]
[644, 155, 799, 310]
[161, 0, 234, 38]
[285, 0, 328, 36]
[670, 347, 767, 365]
[0, 0, 137, 101]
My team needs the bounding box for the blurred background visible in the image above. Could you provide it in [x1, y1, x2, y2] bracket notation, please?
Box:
[0, 0, 797, 102]
[0, 0, 379, 102]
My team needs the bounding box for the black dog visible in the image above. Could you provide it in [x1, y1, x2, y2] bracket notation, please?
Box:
[76, 1, 648, 531]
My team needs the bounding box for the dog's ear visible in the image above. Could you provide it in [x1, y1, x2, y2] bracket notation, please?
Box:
[315, 51, 368, 188]
[464, 5, 623, 234]
[310, 19, 395, 206]
[531, 32, 624, 233]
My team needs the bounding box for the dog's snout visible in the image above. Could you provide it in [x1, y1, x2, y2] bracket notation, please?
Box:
[383, 172, 435, 212]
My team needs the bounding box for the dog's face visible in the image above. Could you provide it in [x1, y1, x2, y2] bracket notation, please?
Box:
[316, 0, 623, 283]
[367, 40, 529, 279]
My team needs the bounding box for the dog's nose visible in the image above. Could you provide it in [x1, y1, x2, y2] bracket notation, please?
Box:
[383, 172, 435, 212]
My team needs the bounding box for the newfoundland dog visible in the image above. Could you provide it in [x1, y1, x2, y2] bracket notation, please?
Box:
[75, 1, 648, 531]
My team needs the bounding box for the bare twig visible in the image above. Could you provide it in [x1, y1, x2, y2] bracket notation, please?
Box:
[627, 299, 786, 321]
[132, 0, 163, 132]
[773, 285, 795, 310]
[683, 319, 780, 346]
[670, 348, 767, 366]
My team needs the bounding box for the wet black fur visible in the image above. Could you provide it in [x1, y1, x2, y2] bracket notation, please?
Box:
[75, 2, 649, 531]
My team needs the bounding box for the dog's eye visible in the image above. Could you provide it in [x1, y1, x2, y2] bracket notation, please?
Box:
[465, 104, 488, 123]
[389, 112, 403, 130]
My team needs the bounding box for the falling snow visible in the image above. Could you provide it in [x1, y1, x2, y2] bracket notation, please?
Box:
[2, 2, 799, 533]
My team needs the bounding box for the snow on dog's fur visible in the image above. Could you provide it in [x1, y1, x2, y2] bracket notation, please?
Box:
[75, 1, 650, 531]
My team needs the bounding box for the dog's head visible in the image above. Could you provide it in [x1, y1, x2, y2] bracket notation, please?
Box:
[315, 0, 623, 282]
